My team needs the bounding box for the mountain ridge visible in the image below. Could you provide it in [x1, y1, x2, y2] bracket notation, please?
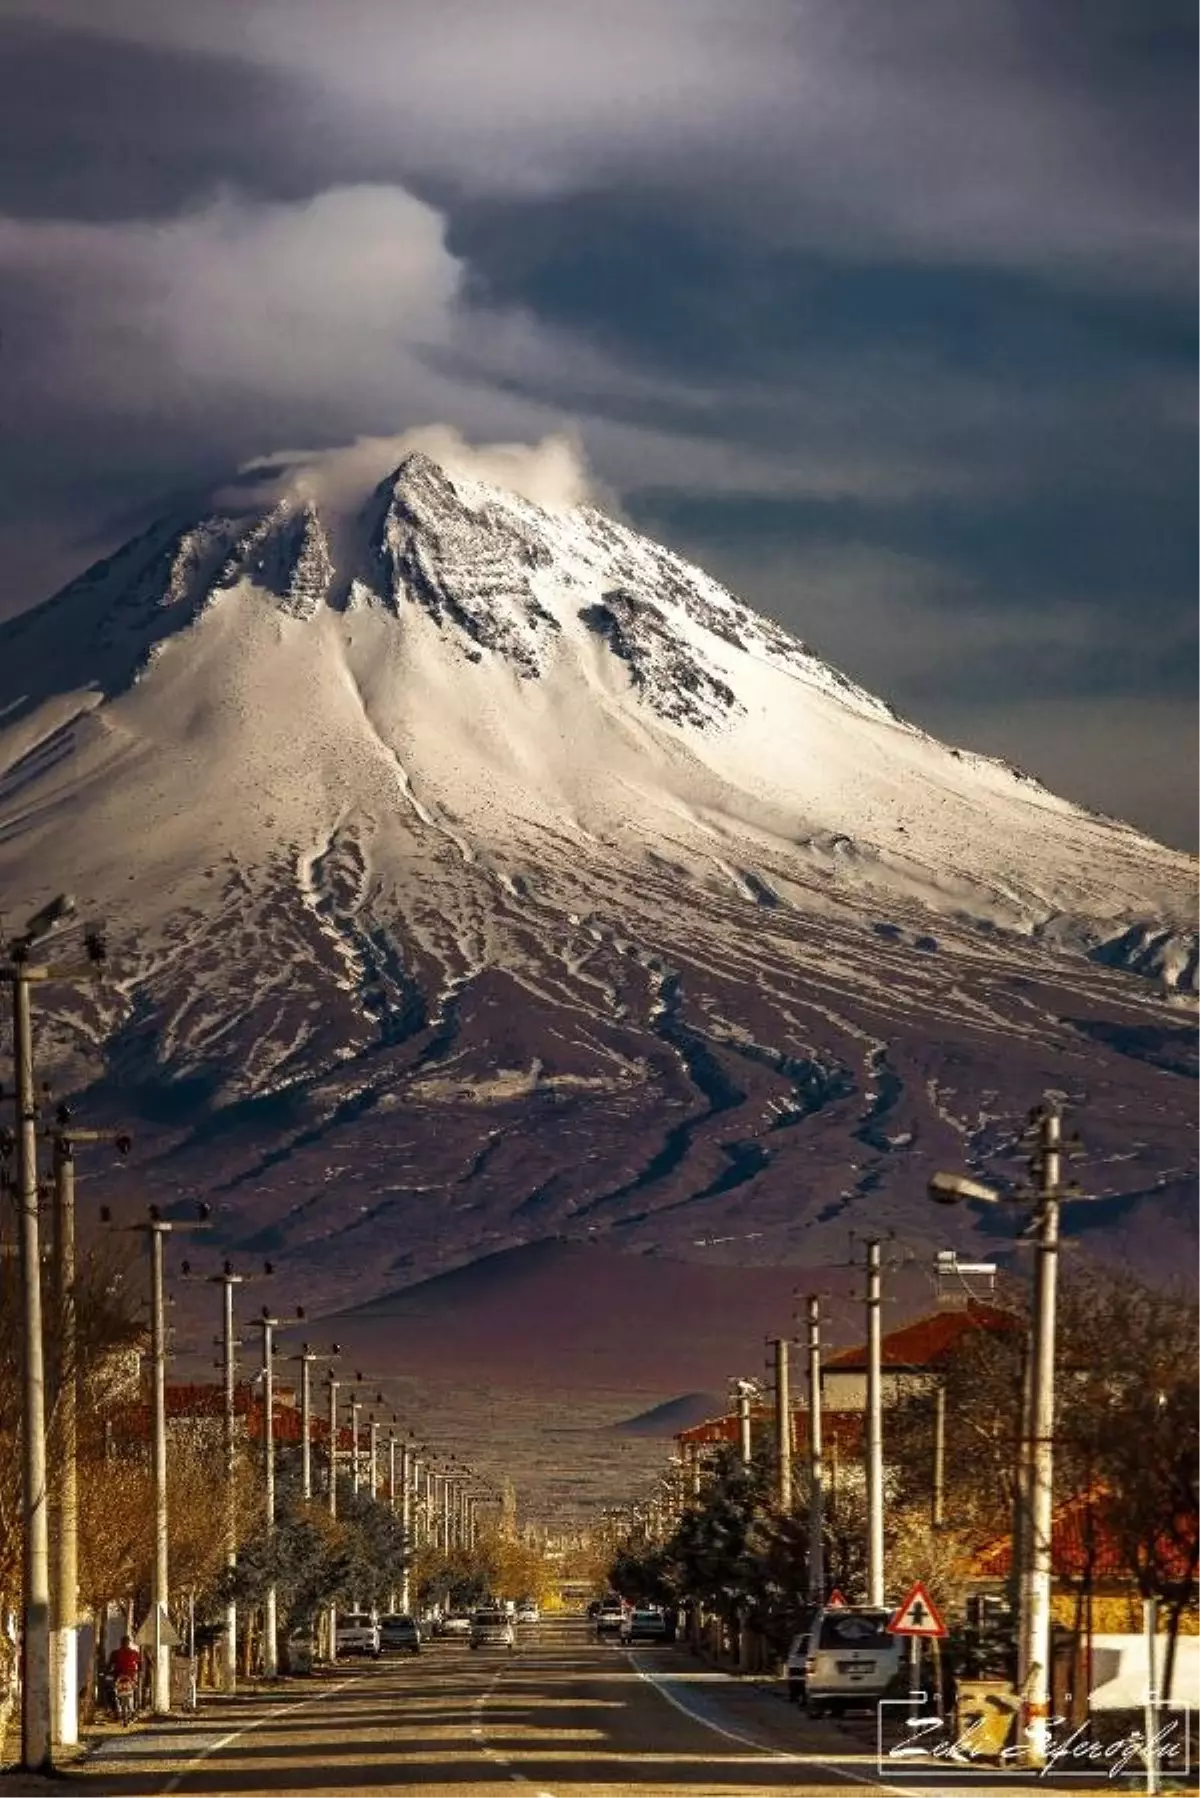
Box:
[0, 449, 1193, 1332]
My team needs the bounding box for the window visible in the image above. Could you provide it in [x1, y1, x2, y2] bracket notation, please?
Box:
[818, 1612, 892, 1651]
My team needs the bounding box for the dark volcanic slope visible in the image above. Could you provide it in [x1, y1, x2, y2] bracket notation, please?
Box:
[0, 452, 1193, 1338]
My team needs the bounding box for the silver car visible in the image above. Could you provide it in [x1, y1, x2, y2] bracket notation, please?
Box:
[470, 1609, 515, 1650]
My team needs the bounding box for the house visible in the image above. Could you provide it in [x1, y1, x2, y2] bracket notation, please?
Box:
[820, 1301, 1017, 1411]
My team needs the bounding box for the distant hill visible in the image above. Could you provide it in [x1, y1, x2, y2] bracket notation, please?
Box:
[611, 1392, 725, 1435]
[293, 1237, 881, 1390]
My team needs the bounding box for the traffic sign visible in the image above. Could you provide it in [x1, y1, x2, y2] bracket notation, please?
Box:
[135, 1603, 181, 1649]
[887, 1581, 947, 1639]
[825, 1588, 848, 1608]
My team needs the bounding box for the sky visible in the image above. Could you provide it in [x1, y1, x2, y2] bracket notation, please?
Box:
[1, 0, 1195, 850]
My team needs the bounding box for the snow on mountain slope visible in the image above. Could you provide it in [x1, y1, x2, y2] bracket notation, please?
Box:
[2, 451, 1191, 969]
[0, 450, 1194, 1316]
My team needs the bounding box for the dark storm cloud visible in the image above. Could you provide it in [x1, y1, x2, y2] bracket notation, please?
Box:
[0, 0, 1194, 846]
[0, 19, 324, 220]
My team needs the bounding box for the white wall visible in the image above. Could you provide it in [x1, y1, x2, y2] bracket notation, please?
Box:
[1087, 1634, 1199, 1711]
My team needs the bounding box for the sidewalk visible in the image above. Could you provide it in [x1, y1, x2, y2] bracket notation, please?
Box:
[0, 1676, 325, 1794]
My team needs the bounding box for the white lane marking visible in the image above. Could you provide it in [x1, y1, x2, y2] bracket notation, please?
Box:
[156, 1674, 358, 1794]
[628, 1651, 910, 1796]
[472, 1656, 556, 1797]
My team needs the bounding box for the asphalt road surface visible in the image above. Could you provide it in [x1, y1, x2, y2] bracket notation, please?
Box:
[60, 1618, 1176, 1797]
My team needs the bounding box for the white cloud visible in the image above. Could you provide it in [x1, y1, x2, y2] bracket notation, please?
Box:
[8, 0, 1191, 287]
[0, 184, 460, 412]
[232, 424, 594, 515]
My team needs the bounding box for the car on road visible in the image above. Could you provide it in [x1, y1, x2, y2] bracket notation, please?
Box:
[379, 1614, 421, 1654]
[335, 1612, 381, 1658]
[436, 1612, 473, 1639]
[470, 1609, 516, 1650]
[619, 1606, 667, 1644]
[785, 1622, 815, 1702]
[803, 1606, 905, 1716]
[515, 1602, 540, 1624]
[594, 1599, 625, 1637]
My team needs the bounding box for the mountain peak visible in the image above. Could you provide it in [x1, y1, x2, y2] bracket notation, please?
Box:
[0, 445, 1193, 1330]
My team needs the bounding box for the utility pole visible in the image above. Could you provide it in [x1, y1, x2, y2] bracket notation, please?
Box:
[441, 1473, 452, 1552]
[104, 1198, 211, 1716]
[806, 1295, 825, 1604]
[865, 1239, 885, 1608]
[292, 1342, 338, 1505]
[49, 1127, 77, 1749]
[1022, 1103, 1064, 1768]
[47, 1115, 129, 1747]
[326, 1371, 339, 1664]
[148, 1217, 172, 1714]
[772, 1337, 792, 1510]
[300, 1351, 314, 1500]
[928, 1093, 1085, 1771]
[368, 1417, 379, 1500]
[399, 1442, 413, 1611]
[3, 900, 102, 1772]
[733, 1379, 754, 1468]
[248, 1311, 280, 1678]
[215, 1267, 241, 1693]
[409, 1452, 422, 1550]
[350, 1394, 363, 1494]
[932, 1383, 946, 1532]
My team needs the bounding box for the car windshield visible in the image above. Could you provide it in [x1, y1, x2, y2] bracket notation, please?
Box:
[340, 1615, 371, 1627]
[818, 1612, 892, 1650]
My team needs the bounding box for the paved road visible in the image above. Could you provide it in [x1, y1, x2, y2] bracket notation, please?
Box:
[63, 1619, 1176, 1797]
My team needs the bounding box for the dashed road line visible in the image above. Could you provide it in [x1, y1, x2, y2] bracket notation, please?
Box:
[151, 1674, 359, 1794]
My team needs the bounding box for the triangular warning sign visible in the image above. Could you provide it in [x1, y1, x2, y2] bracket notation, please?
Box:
[825, 1588, 848, 1608]
[887, 1580, 947, 1638]
[135, 1602, 181, 1649]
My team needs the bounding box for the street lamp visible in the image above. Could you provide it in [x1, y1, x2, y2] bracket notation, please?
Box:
[928, 1093, 1085, 1771]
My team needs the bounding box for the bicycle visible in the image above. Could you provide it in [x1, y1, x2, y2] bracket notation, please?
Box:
[113, 1674, 138, 1726]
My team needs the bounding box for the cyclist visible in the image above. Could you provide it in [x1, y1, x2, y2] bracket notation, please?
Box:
[106, 1635, 142, 1719]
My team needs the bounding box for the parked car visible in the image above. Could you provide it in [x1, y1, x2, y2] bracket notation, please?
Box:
[515, 1602, 540, 1624]
[785, 1624, 814, 1702]
[334, 1611, 381, 1658]
[379, 1614, 421, 1654]
[619, 1606, 667, 1644]
[470, 1609, 516, 1651]
[594, 1599, 625, 1637]
[804, 1606, 905, 1716]
[437, 1613, 473, 1639]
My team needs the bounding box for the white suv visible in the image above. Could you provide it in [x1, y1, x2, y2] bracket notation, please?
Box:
[804, 1606, 905, 1716]
[334, 1611, 381, 1658]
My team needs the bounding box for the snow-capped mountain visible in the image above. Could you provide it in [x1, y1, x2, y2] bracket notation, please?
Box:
[0, 452, 1194, 1318]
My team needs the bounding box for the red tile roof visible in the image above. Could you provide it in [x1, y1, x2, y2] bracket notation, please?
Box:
[973, 1488, 1198, 1583]
[108, 1382, 355, 1449]
[676, 1408, 863, 1452]
[824, 1302, 1018, 1372]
